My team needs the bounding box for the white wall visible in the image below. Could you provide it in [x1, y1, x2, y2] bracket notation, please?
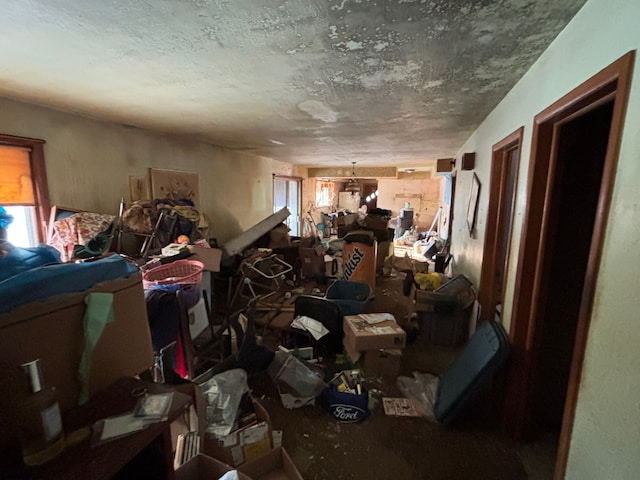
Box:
[450, 0, 640, 477]
[0, 97, 275, 245]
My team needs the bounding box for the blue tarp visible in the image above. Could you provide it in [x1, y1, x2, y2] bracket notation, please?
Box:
[0, 243, 61, 282]
[0, 254, 139, 314]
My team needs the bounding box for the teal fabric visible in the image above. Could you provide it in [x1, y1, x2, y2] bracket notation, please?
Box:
[77, 292, 114, 405]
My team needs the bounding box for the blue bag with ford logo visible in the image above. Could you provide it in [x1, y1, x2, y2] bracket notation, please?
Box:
[320, 385, 370, 423]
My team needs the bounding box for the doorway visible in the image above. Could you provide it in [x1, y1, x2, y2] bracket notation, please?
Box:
[360, 182, 378, 210]
[503, 52, 634, 479]
[478, 127, 523, 323]
[273, 176, 301, 236]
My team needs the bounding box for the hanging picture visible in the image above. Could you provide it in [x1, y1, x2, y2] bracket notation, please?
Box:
[149, 168, 200, 206]
[466, 173, 481, 233]
[129, 175, 150, 202]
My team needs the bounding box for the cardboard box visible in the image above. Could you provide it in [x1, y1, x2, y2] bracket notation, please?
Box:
[204, 397, 273, 467]
[268, 223, 292, 249]
[175, 453, 252, 480]
[238, 447, 303, 480]
[298, 247, 325, 279]
[187, 245, 223, 272]
[0, 273, 154, 412]
[343, 339, 402, 377]
[343, 315, 406, 351]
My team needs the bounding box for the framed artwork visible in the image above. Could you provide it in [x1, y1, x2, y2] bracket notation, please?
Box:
[149, 168, 200, 206]
[466, 173, 481, 233]
[129, 175, 150, 202]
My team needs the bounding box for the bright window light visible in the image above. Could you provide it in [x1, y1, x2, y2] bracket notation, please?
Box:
[4, 206, 38, 247]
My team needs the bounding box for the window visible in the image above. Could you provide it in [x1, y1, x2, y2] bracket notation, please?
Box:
[315, 181, 333, 207]
[0, 135, 50, 247]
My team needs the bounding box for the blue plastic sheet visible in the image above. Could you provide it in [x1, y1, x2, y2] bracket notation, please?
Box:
[0, 254, 138, 314]
[0, 243, 61, 282]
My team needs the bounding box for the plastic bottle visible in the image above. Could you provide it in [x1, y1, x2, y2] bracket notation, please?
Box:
[16, 359, 66, 466]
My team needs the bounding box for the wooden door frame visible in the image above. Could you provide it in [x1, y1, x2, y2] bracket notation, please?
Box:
[273, 175, 302, 236]
[502, 51, 634, 479]
[478, 127, 523, 322]
[0, 134, 50, 243]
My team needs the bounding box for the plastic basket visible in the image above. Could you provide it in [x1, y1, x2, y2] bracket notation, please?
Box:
[142, 260, 204, 289]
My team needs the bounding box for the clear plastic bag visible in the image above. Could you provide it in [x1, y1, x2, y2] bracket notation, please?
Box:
[267, 352, 326, 400]
[396, 371, 440, 421]
[198, 368, 249, 437]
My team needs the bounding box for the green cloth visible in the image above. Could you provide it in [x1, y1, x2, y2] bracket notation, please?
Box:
[77, 292, 114, 405]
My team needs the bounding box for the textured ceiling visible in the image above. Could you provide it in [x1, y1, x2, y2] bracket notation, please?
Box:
[0, 0, 586, 168]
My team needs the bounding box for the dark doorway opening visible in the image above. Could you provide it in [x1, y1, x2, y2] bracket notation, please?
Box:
[530, 101, 613, 433]
[478, 127, 523, 325]
[503, 51, 634, 479]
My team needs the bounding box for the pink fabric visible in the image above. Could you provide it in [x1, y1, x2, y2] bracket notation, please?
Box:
[175, 334, 188, 379]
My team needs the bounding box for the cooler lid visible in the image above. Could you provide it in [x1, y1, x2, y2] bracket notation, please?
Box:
[343, 230, 376, 245]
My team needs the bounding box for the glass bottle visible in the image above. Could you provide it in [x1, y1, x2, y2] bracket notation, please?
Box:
[16, 359, 66, 466]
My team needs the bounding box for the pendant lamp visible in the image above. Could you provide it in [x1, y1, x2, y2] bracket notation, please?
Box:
[345, 161, 360, 194]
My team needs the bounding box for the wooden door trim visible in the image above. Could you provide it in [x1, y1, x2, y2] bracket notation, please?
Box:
[0, 134, 50, 243]
[478, 127, 523, 322]
[555, 51, 634, 479]
[503, 50, 635, 480]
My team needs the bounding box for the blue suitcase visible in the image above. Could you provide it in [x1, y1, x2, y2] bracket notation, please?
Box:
[434, 320, 510, 424]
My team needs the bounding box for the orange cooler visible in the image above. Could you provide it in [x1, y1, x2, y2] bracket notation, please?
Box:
[342, 231, 377, 292]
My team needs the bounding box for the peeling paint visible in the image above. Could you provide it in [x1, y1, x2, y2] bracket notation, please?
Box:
[345, 40, 364, 50]
[331, 0, 349, 12]
[298, 100, 339, 123]
[0, 0, 588, 166]
[374, 41, 389, 51]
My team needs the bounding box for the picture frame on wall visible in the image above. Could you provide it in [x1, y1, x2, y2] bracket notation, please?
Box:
[129, 175, 150, 202]
[466, 173, 481, 233]
[149, 168, 200, 207]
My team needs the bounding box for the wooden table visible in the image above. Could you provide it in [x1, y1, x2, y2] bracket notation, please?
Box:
[2, 377, 192, 480]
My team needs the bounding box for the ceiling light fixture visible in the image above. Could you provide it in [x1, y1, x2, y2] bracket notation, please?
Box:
[344, 161, 361, 195]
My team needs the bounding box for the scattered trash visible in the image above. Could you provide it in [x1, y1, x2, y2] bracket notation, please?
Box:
[382, 397, 424, 417]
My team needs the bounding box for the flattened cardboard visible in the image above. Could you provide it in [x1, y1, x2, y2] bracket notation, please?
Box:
[343, 315, 406, 351]
[175, 453, 252, 480]
[382, 397, 423, 417]
[224, 207, 290, 256]
[0, 273, 154, 412]
[187, 245, 223, 272]
[238, 447, 303, 480]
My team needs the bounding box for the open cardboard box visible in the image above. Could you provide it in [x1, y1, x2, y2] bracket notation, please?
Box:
[0, 273, 154, 411]
[238, 447, 303, 480]
[204, 396, 273, 467]
[343, 338, 402, 378]
[175, 453, 252, 480]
